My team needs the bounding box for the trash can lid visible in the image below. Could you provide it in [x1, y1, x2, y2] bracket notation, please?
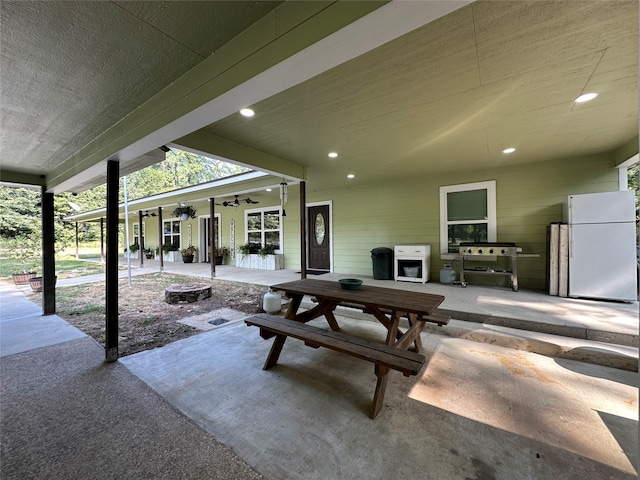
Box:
[371, 247, 393, 255]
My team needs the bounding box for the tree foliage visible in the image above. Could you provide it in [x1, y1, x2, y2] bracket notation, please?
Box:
[0, 187, 40, 238]
[0, 149, 249, 249]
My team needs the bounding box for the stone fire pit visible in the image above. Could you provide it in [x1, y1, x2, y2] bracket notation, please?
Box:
[165, 283, 212, 304]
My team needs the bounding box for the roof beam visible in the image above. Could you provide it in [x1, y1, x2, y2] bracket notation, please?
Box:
[0, 169, 45, 188]
[174, 130, 305, 181]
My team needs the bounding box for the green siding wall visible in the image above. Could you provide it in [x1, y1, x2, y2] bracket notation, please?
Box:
[297, 152, 619, 290]
[123, 152, 620, 290]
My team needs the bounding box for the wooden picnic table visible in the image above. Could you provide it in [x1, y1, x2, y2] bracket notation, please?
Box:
[246, 278, 446, 418]
[273, 278, 445, 350]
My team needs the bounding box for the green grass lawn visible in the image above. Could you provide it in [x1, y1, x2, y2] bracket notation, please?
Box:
[0, 254, 105, 280]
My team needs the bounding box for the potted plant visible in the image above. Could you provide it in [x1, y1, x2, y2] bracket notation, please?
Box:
[171, 205, 196, 221]
[161, 243, 180, 262]
[181, 245, 197, 263]
[144, 247, 153, 259]
[29, 275, 57, 293]
[125, 243, 139, 259]
[214, 246, 229, 265]
[237, 243, 251, 255]
[236, 242, 284, 270]
[11, 239, 39, 285]
[258, 243, 276, 257]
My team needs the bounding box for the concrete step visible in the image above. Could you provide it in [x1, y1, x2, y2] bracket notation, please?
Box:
[423, 319, 638, 372]
[438, 307, 638, 348]
[300, 300, 639, 372]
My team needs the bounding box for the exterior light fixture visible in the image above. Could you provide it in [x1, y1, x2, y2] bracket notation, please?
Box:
[502, 147, 516, 154]
[574, 92, 598, 103]
[280, 181, 288, 217]
[328, 152, 338, 158]
[347, 174, 355, 179]
[240, 108, 255, 117]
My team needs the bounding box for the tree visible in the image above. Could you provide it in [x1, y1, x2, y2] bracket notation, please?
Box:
[0, 187, 40, 239]
[0, 149, 249, 249]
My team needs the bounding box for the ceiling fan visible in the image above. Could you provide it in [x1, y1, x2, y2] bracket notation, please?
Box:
[216, 195, 259, 207]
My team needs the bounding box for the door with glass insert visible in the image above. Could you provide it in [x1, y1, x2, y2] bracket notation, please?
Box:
[308, 205, 330, 270]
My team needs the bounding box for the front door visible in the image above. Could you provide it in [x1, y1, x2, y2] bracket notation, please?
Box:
[200, 216, 219, 263]
[308, 204, 330, 270]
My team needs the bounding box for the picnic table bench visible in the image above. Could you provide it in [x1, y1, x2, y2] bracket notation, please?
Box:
[245, 313, 425, 419]
[245, 279, 447, 418]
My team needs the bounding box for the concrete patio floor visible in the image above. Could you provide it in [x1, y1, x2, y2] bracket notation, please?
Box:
[1, 261, 638, 479]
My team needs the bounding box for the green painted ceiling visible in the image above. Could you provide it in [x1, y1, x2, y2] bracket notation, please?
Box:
[0, 1, 637, 195]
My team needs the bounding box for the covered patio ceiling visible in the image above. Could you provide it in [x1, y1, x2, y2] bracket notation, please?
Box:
[1, 1, 637, 196]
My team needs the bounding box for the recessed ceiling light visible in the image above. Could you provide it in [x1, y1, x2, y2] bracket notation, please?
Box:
[347, 174, 355, 179]
[328, 152, 338, 158]
[266, 188, 272, 192]
[502, 147, 516, 154]
[240, 108, 255, 117]
[574, 92, 598, 103]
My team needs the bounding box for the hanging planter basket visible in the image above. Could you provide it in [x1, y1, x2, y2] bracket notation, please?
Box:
[172, 205, 196, 221]
[12, 272, 36, 285]
[28, 276, 57, 292]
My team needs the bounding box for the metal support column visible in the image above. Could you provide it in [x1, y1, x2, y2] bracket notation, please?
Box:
[139, 210, 144, 268]
[41, 187, 56, 315]
[105, 160, 119, 362]
[157, 207, 164, 271]
[75, 222, 80, 260]
[299, 181, 307, 279]
[100, 218, 105, 264]
[210, 198, 216, 278]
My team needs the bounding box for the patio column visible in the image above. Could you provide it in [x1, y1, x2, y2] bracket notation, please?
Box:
[74, 222, 80, 260]
[139, 210, 144, 268]
[105, 160, 119, 362]
[210, 198, 216, 278]
[157, 207, 164, 271]
[299, 181, 307, 279]
[41, 187, 56, 315]
[100, 218, 105, 264]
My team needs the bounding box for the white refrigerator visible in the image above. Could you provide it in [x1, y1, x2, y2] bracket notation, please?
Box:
[563, 190, 637, 301]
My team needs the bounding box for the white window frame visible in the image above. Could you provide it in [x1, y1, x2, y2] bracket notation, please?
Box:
[439, 180, 497, 259]
[245, 206, 283, 253]
[163, 219, 181, 249]
[617, 153, 638, 190]
[133, 222, 145, 246]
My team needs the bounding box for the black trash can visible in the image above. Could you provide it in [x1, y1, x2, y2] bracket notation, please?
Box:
[371, 247, 393, 280]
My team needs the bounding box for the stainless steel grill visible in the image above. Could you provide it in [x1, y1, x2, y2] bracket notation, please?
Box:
[458, 242, 519, 291]
[459, 243, 517, 257]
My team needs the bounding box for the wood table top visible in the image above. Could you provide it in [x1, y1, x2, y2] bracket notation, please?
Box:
[271, 278, 444, 315]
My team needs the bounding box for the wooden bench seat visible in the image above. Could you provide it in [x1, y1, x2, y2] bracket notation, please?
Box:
[310, 297, 451, 326]
[245, 313, 425, 418]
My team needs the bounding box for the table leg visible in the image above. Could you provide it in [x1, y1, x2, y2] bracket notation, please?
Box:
[263, 334, 287, 370]
[324, 309, 341, 331]
[384, 311, 401, 345]
[371, 364, 390, 419]
[284, 294, 303, 320]
[368, 307, 403, 343]
[407, 313, 424, 353]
